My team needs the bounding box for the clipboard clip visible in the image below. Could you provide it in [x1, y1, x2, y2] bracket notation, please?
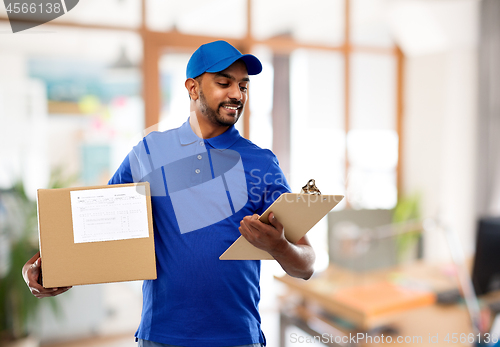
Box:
[301, 179, 321, 195]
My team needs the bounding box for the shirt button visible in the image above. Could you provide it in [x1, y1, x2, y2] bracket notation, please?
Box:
[195, 169, 201, 174]
[199, 141, 204, 146]
[197, 155, 202, 160]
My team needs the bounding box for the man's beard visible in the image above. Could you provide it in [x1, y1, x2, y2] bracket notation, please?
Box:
[199, 89, 242, 127]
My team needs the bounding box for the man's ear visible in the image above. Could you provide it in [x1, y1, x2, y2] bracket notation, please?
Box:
[185, 78, 200, 100]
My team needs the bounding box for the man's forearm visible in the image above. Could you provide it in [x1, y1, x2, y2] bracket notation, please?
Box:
[269, 241, 315, 280]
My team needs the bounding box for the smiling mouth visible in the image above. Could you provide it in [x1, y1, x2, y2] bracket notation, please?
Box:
[222, 104, 242, 111]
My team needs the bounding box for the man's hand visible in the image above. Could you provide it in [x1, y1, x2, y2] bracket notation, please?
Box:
[238, 212, 288, 254]
[239, 212, 315, 280]
[22, 252, 72, 298]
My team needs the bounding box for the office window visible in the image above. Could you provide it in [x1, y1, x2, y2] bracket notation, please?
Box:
[0, 27, 144, 187]
[158, 52, 192, 132]
[347, 53, 398, 209]
[289, 49, 346, 271]
[290, 49, 345, 197]
[147, 0, 247, 38]
[249, 45, 274, 151]
[60, 0, 141, 28]
[350, 0, 394, 47]
[252, 0, 344, 46]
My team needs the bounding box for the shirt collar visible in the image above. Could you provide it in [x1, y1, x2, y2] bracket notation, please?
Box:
[179, 118, 241, 150]
[205, 125, 241, 150]
[178, 118, 200, 145]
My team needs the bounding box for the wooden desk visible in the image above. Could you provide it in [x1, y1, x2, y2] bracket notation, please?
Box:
[275, 262, 474, 347]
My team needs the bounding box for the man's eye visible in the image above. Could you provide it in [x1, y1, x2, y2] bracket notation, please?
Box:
[240, 86, 248, 92]
[218, 83, 229, 87]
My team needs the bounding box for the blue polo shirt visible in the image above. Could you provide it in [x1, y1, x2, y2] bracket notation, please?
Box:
[108, 119, 290, 347]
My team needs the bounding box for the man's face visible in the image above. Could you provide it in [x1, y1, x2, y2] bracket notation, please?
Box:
[197, 60, 249, 127]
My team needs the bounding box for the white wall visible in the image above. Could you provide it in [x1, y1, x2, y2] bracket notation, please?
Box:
[399, 0, 479, 261]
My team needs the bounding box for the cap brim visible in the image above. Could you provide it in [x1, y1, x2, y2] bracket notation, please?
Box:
[205, 54, 263, 76]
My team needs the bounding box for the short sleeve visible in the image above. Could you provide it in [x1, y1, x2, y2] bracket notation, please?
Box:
[108, 154, 134, 185]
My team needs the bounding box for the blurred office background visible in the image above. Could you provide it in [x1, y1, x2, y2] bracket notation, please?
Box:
[1, 0, 499, 346]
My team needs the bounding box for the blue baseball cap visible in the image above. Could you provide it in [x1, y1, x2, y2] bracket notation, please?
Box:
[186, 40, 263, 79]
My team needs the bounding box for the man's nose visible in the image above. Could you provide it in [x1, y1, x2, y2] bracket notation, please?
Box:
[227, 84, 243, 101]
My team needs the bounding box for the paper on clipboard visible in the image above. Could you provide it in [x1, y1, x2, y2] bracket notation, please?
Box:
[220, 182, 344, 260]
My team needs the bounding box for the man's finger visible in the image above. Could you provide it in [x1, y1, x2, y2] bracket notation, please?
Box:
[51, 287, 72, 296]
[245, 214, 268, 233]
[34, 286, 70, 298]
[239, 222, 252, 238]
[241, 217, 258, 232]
[268, 212, 283, 231]
[29, 261, 42, 286]
[31, 284, 57, 295]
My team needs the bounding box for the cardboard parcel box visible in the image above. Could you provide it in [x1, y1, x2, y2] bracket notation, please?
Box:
[37, 182, 156, 288]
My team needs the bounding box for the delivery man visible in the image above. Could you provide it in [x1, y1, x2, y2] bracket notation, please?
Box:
[22, 40, 315, 347]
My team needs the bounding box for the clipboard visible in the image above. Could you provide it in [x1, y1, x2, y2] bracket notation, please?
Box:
[219, 179, 344, 260]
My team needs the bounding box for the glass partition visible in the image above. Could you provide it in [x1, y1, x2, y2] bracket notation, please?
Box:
[290, 49, 345, 196]
[0, 26, 143, 189]
[252, 0, 344, 46]
[158, 51, 192, 131]
[351, 0, 394, 47]
[59, 0, 141, 28]
[147, 0, 247, 38]
[347, 52, 398, 209]
[289, 49, 346, 271]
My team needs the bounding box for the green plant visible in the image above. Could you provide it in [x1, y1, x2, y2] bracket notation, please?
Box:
[0, 181, 42, 341]
[392, 193, 422, 263]
[0, 169, 76, 342]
